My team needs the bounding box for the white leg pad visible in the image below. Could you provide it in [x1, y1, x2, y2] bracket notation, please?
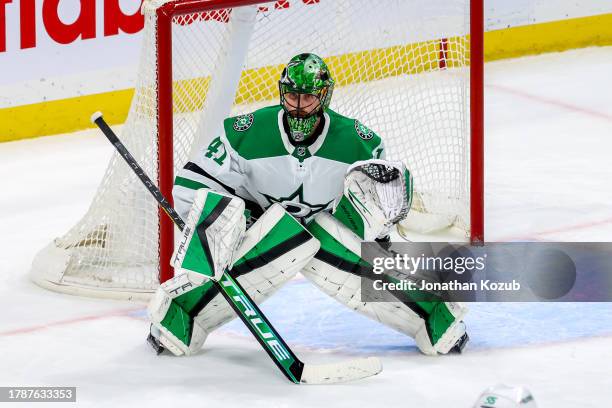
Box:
[148, 204, 319, 356]
[195, 205, 320, 334]
[148, 273, 207, 356]
[304, 212, 467, 355]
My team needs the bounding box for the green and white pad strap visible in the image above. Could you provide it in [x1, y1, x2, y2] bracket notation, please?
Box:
[334, 159, 412, 241]
[172, 189, 246, 283]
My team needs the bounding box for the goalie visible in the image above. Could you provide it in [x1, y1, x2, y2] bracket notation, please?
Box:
[147, 53, 469, 357]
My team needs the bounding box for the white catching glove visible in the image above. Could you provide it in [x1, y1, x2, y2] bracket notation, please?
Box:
[338, 159, 412, 241]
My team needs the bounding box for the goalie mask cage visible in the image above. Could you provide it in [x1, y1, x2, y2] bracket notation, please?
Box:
[30, 0, 484, 300]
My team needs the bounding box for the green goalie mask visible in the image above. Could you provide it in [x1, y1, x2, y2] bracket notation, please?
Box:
[279, 53, 335, 142]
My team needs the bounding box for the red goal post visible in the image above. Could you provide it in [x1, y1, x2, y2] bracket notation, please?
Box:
[156, 1, 287, 286]
[470, 0, 484, 247]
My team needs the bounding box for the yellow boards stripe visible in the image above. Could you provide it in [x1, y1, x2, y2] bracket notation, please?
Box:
[485, 13, 612, 61]
[1, 13, 611, 143]
[0, 89, 134, 142]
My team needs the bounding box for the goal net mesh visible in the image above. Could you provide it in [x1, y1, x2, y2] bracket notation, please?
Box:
[30, 0, 471, 299]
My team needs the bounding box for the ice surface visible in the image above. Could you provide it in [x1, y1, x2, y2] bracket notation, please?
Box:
[1, 47, 612, 407]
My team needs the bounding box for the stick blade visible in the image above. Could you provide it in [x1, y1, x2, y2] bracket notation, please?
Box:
[299, 357, 382, 384]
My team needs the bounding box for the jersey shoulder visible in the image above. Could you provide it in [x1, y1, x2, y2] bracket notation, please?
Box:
[315, 108, 384, 164]
[223, 105, 287, 160]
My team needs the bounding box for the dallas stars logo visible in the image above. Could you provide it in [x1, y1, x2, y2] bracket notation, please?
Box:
[261, 185, 333, 219]
[233, 114, 254, 132]
[354, 120, 374, 140]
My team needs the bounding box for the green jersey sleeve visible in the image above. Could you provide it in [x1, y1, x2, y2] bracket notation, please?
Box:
[314, 109, 385, 164]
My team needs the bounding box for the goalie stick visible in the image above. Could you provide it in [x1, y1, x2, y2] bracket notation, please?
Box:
[91, 112, 382, 385]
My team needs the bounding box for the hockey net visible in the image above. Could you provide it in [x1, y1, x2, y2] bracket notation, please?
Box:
[30, 0, 483, 300]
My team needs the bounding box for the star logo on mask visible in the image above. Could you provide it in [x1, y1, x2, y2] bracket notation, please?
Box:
[261, 185, 333, 219]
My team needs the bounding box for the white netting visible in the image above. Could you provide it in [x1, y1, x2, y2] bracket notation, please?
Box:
[30, 0, 472, 299]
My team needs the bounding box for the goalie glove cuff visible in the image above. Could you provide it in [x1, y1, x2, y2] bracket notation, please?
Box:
[333, 159, 413, 240]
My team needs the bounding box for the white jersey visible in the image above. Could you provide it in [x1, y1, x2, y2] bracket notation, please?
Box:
[173, 105, 385, 223]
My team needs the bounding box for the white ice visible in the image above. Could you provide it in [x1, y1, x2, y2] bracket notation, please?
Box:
[1, 47, 612, 407]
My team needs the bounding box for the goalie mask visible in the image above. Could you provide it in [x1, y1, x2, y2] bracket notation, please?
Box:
[279, 53, 335, 142]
